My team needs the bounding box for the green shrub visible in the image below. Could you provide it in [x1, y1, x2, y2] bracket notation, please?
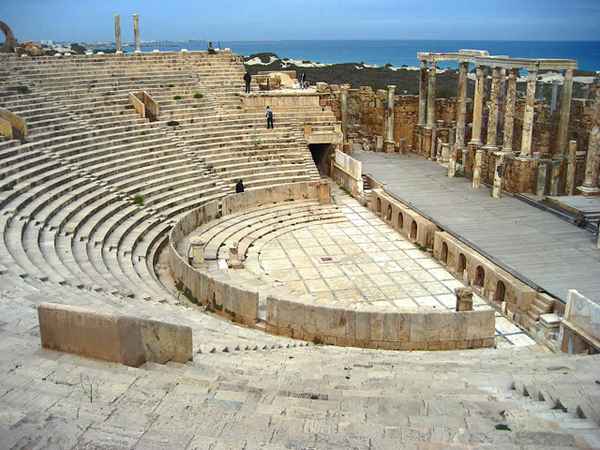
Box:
[174, 95, 182, 100]
[133, 194, 144, 206]
[193, 92, 203, 99]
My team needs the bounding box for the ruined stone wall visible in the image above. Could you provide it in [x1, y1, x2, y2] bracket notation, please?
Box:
[318, 80, 597, 194]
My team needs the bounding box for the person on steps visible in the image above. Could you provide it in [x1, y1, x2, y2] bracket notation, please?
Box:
[244, 71, 252, 94]
[266, 106, 274, 129]
[235, 179, 245, 193]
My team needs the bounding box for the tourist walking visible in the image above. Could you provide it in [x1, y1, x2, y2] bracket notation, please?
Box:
[244, 71, 252, 93]
[235, 179, 245, 193]
[266, 106, 274, 129]
[207, 41, 216, 55]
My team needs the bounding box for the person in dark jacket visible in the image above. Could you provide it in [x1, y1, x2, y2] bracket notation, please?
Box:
[243, 71, 252, 93]
[235, 179, 245, 193]
[266, 106, 274, 129]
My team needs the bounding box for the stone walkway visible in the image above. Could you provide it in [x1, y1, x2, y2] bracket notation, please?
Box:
[353, 151, 600, 305]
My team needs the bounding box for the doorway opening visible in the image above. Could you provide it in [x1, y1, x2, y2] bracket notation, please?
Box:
[309, 144, 334, 177]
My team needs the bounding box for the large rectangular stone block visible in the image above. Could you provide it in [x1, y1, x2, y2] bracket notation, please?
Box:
[38, 303, 192, 367]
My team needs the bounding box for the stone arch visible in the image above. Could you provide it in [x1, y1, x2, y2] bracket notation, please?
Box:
[474, 265, 485, 288]
[441, 242, 448, 264]
[458, 253, 467, 277]
[397, 212, 404, 230]
[494, 280, 506, 303]
[410, 221, 418, 240]
[386, 204, 392, 221]
[376, 197, 382, 214]
[0, 21, 17, 53]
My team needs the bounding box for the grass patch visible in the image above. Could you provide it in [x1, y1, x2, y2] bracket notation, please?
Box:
[174, 95, 182, 100]
[193, 92, 203, 99]
[133, 194, 144, 206]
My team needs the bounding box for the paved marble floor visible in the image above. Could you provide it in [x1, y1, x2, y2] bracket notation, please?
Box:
[248, 189, 535, 348]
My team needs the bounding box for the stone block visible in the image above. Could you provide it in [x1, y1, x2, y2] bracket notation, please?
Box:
[38, 303, 192, 367]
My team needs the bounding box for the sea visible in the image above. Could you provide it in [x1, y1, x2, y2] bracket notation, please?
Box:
[116, 40, 600, 72]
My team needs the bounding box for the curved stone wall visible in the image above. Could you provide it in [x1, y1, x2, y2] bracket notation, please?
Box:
[169, 182, 495, 350]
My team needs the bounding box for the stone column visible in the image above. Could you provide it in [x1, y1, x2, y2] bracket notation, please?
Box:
[472, 149, 484, 189]
[556, 69, 574, 156]
[340, 85, 349, 141]
[520, 69, 538, 157]
[426, 61, 437, 129]
[579, 125, 600, 195]
[114, 15, 122, 54]
[470, 66, 486, 145]
[418, 60, 428, 127]
[384, 85, 396, 150]
[454, 62, 469, 153]
[565, 140, 578, 195]
[550, 79, 560, 113]
[484, 67, 502, 149]
[502, 69, 518, 152]
[133, 14, 141, 53]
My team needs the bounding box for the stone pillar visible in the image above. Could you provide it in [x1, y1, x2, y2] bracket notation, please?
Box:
[470, 66, 486, 145]
[426, 61, 437, 129]
[133, 14, 141, 54]
[384, 85, 396, 150]
[485, 67, 502, 149]
[454, 62, 469, 154]
[455, 287, 473, 312]
[472, 149, 483, 189]
[418, 60, 428, 127]
[579, 125, 600, 195]
[492, 153, 505, 198]
[550, 79, 560, 113]
[520, 69, 538, 158]
[114, 15, 122, 54]
[318, 179, 332, 204]
[340, 85, 349, 141]
[565, 140, 578, 195]
[502, 69, 518, 152]
[556, 69, 574, 156]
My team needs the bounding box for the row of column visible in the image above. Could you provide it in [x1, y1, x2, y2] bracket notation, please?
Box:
[113, 14, 141, 54]
[419, 61, 575, 159]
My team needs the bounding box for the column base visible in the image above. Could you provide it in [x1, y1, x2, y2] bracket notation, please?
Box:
[384, 140, 396, 153]
[577, 185, 600, 196]
[115, 50, 124, 55]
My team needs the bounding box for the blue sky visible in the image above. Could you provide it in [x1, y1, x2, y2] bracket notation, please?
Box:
[1, 0, 599, 42]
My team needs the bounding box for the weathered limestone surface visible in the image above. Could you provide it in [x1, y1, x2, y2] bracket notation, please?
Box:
[426, 63, 437, 129]
[485, 67, 502, 149]
[114, 14, 122, 54]
[503, 69, 518, 152]
[133, 14, 141, 53]
[38, 303, 192, 366]
[384, 84, 395, 145]
[556, 69, 574, 156]
[454, 62, 468, 153]
[520, 70, 538, 157]
[470, 66, 485, 145]
[418, 59, 428, 126]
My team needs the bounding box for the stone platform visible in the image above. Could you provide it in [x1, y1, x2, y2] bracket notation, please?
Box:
[182, 186, 534, 349]
[353, 151, 600, 306]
